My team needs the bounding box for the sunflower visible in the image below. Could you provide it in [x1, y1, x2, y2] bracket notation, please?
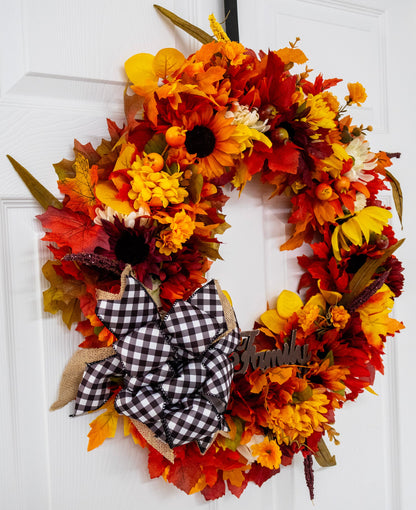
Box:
[180, 102, 241, 180]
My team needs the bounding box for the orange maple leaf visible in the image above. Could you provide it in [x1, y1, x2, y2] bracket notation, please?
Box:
[87, 400, 119, 451]
[58, 153, 99, 218]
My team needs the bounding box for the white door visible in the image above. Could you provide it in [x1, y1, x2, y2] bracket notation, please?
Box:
[1, 1, 414, 509]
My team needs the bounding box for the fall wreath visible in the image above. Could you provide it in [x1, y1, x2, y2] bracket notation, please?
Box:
[8, 8, 405, 502]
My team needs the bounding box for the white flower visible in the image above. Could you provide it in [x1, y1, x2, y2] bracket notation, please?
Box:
[354, 192, 367, 212]
[94, 206, 151, 228]
[225, 102, 270, 133]
[344, 135, 377, 183]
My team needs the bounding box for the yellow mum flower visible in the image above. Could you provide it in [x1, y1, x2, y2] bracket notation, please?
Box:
[345, 82, 367, 106]
[304, 93, 337, 134]
[127, 160, 188, 209]
[251, 437, 282, 470]
[270, 391, 329, 445]
[155, 210, 195, 256]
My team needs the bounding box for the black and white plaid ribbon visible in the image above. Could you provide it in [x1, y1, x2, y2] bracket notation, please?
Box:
[73, 276, 240, 453]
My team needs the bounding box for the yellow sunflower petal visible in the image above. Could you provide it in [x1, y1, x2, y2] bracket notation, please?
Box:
[331, 224, 341, 260]
[341, 216, 363, 245]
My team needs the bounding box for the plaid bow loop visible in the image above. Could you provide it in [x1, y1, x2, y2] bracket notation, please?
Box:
[73, 275, 240, 453]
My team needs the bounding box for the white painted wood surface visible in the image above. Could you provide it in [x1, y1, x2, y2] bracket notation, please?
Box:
[1, 1, 415, 509]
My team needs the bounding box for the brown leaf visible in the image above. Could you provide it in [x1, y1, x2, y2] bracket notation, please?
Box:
[341, 239, 405, 306]
[154, 4, 214, 44]
[314, 438, 336, 467]
[7, 155, 62, 210]
[385, 169, 403, 228]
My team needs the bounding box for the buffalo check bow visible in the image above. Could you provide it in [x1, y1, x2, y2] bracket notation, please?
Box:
[73, 275, 240, 453]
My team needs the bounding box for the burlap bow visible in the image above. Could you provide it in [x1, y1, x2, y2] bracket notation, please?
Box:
[66, 270, 239, 454]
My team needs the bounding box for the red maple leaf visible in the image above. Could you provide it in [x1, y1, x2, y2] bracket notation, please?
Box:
[147, 448, 170, 479]
[201, 476, 226, 500]
[247, 463, 280, 487]
[167, 460, 202, 494]
[38, 206, 109, 253]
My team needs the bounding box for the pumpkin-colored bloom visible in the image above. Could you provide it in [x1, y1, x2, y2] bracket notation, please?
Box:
[127, 159, 188, 209]
[345, 82, 367, 106]
[155, 210, 196, 256]
[330, 305, 350, 329]
[269, 390, 330, 445]
[250, 437, 282, 469]
[298, 304, 321, 332]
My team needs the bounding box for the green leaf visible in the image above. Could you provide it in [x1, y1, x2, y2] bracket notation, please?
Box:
[53, 158, 76, 180]
[221, 416, 244, 451]
[385, 169, 403, 228]
[292, 385, 313, 403]
[197, 241, 223, 261]
[154, 4, 214, 44]
[144, 133, 167, 155]
[211, 216, 231, 236]
[340, 238, 405, 306]
[188, 170, 203, 203]
[7, 155, 62, 210]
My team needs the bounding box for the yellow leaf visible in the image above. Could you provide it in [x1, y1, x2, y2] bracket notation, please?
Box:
[95, 181, 135, 215]
[113, 143, 136, 172]
[305, 293, 326, 311]
[275, 47, 308, 65]
[276, 290, 303, 319]
[153, 48, 185, 79]
[125, 53, 158, 95]
[223, 468, 247, 487]
[189, 474, 207, 494]
[248, 371, 268, 393]
[260, 309, 287, 334]
[42, 260, 84, 328]
[318, 280, 342, 305]
[87, 405, 119, 451]
[365, 386, 378, 396]
[268, 366, 295, 385]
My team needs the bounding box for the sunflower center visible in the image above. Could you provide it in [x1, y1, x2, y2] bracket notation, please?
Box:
[115, 231, 150, 265]
[185, 125, 216, 158]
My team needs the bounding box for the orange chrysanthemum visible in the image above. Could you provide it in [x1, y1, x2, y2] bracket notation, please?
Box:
[251, 437, 282, 469]
[330, 305, 350, 329]
[345, 82, 367, 106]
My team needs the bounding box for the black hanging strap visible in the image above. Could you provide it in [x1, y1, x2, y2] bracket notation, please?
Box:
[224, 0, 240, 42]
